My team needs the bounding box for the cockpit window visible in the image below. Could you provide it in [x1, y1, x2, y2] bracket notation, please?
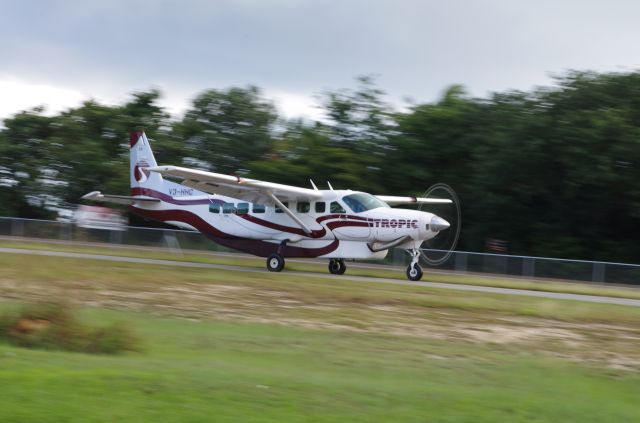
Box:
[342, 193, 389, 213]
[330, 201, 346, 214]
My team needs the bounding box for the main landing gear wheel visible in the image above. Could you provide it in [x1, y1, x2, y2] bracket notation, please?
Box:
[266, 253, 285, 272]
[406, 263, 423, 281]
[328, 259, 347, 275]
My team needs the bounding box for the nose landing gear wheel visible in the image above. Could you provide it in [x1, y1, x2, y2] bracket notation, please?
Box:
[406, 264, 423, 281]
[266, 253, 285, 272]
[328, 259, 347, 275]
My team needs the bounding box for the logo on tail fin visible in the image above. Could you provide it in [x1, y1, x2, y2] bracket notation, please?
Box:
[130, 131, 143, 147]
[134, 159, 150, 182]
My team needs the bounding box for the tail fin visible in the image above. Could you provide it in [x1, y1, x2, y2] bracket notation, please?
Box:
[130, 131, 164, 194]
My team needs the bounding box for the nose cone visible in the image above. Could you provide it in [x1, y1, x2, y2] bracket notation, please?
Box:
[430, 216, 450, 232]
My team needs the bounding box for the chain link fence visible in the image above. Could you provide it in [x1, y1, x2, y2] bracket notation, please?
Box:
[1, 217, 639, 285]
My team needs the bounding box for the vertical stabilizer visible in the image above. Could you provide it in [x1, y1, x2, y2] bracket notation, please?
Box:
[130, 131, 164, 194]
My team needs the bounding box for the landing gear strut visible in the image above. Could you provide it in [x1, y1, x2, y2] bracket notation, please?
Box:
[328, 259, 347, 275]
[406, 249, 423, 281]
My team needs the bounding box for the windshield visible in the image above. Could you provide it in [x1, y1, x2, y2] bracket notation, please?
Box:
[342, 193, 389, 213]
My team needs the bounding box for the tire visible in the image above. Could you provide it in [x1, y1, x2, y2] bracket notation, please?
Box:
[406, 264, 423, 281]
[267, 253, 285, 272]
[328, 259, 347, 275]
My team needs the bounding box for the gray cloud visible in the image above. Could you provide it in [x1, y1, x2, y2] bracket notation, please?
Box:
[1, 0, 640, 116]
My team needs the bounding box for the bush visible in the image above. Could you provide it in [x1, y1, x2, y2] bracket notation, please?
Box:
[0, 302, 141, 354]
[86, 322, 140, 354]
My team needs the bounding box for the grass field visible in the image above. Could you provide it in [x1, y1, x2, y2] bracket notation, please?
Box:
[2, 309, 640, 423]
[3, 237, 640, 300]
[2, 246, 640, 422]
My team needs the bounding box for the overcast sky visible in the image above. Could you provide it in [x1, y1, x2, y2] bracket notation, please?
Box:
[1, 0, 639, 121]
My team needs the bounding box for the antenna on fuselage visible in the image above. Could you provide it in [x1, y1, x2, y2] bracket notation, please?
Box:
[310, 179, 319, 191]
[327, 181, 334, 191]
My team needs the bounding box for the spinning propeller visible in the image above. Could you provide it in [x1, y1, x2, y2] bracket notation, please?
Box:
[418, 183, 461, 266]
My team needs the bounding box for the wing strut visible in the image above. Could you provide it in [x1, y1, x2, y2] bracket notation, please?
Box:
[267, 192, 312, 235]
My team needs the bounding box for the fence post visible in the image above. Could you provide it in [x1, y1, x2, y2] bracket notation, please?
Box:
[592, 263, 605, 283]
[59, 222, 71, 241]
[163, 230, 182, 254]
[392, 248, 403, 266]
[109, 230, 123, 245]
[11, 218, 24, 236]
[455, 252, 467, 272]
[523, 257, 535, 278]
[500, 255, 508, 274]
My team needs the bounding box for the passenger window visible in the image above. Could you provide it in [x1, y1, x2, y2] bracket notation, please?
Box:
[222, 203, 236, 214]
[330, 201, 346, 213]
[297, 202, 310, 213]
[209, 202, 220, 213]
[275, 202, 289, 213]
[252, 204, 265, 213]
[236, 203, 249, 215]
[315, 202, 326, 213]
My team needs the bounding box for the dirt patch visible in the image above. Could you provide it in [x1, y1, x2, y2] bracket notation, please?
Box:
[2, 278, 640, 370]
[458, 325, 584, 344]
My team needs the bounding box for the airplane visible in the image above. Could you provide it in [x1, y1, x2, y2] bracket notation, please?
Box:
[83, 131, 459, 281]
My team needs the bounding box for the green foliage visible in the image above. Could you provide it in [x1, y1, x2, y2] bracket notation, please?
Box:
[0, 301, 140, 354]
[386, 73, 640, 260]
[0, 90, 179, 214]
[174, 85, 277, 174]
[250, 122, 382, 192]
[1, 72, 640, 262]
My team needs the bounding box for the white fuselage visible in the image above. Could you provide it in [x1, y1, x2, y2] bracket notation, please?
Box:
[131, 187, 443, 260]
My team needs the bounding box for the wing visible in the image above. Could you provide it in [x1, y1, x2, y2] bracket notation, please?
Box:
[82, 191, 160, 205]
[375, 195, 452, 206]
[147, 166, 323, 204]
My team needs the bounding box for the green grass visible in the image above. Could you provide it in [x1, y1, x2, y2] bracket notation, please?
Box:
[3, 252, 640, 324]
[1, 308, 640, 423]
[2, 237, 640, 300]
[2, 246, 640, 421]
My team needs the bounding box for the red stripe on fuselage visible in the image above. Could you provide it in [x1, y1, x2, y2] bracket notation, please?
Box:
[131, 188, 374, 237]
[239, 213, 327, 238]
[316, 214, 370, 223]
[239, 214, 371, 237]
[326, 220, 371, 230]
[131, 207, 340, 258]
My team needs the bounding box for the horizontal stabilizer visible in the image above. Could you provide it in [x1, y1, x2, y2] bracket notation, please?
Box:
[81, 191, 160, 205]
[375, 195, 452, 206]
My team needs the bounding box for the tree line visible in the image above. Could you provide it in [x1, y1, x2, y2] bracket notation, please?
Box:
[1, 72, 639, 262]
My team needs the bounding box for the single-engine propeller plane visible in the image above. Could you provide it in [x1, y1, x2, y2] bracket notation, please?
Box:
[83, 132, 460, 281]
